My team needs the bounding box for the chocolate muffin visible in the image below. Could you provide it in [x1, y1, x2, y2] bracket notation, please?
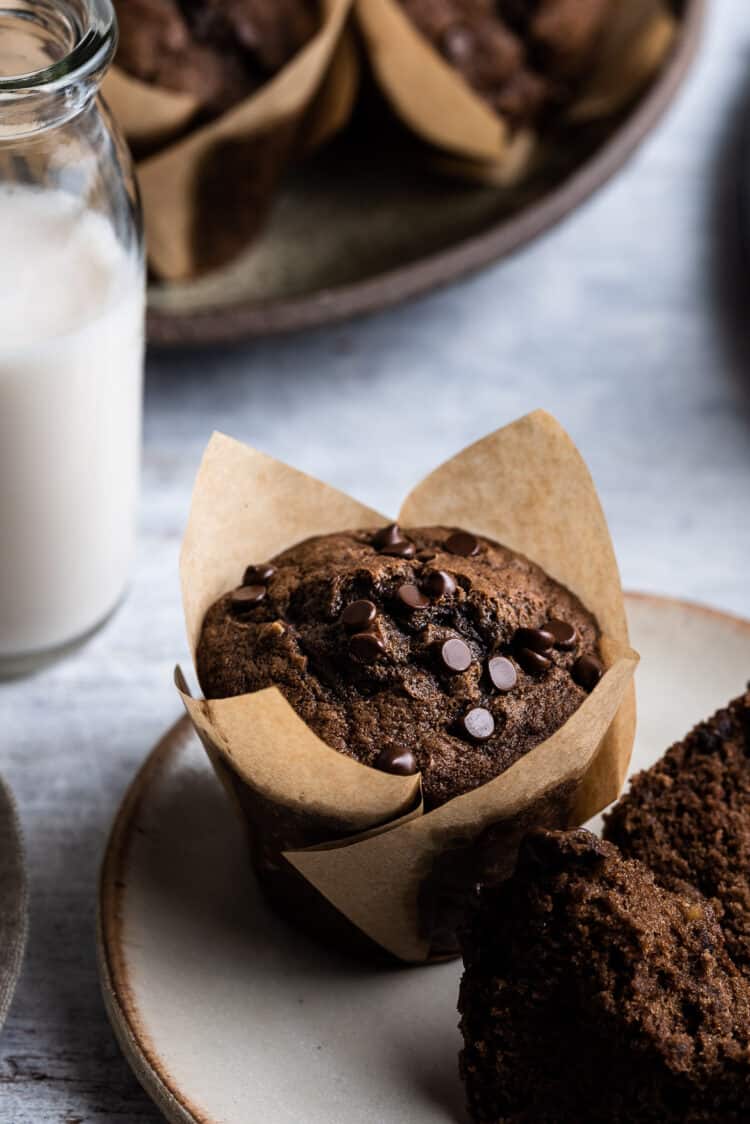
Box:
[116, 0, 318, 115]
[196, 525, 603, 809]
[459, 828, 750, 1124]
[398, 0, 612, 124]
[604, 690, 750, 975]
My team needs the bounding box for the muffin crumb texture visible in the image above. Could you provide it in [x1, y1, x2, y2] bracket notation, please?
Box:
[196, 525, 603, 808]
[459, 828, 750, 1123]
[604, 689, 750, 974]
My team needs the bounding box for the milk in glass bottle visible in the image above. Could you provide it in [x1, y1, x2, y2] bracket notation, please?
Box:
[0, 0, 144, 675]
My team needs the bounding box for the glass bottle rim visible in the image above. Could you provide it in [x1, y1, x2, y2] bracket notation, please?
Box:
[0, 0, 116, 96]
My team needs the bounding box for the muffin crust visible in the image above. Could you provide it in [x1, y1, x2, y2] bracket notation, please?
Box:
[398, 0, 612, 124]
[197, 525, 602, 808]
[116, 0, 318, 114]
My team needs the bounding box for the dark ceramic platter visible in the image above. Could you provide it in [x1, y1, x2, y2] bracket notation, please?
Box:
[147, 0, 704, 348]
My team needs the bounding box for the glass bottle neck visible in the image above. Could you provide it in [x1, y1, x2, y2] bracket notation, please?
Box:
[0, 0, 116, 137]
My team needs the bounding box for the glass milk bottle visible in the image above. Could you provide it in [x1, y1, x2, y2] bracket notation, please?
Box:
[0, 0, 144, 675]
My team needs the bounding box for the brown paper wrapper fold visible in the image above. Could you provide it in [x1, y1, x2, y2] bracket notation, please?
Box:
[106, 0, 356, 281]
[568, 1, 678, 122]
[355, 0, 677, 183]
[102, 68, 200, 154]
[178, 412, 637, 962]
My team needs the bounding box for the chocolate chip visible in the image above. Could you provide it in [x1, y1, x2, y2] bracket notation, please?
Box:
[397, 584, 429, 610]
[441, 638, 472, 673]
[696, 729, 722, 755]
[375, 746, 418, 776]
[230, 585, 267, 613]
[417, 549, 436, 562]
[462, 707, 495, 742]
[426, 570, 456, 598]
[341, 599, 377, 632]
[546, 618, 577, 650]
[372, 523, 416, 558]
[446, 531, 479, 557]
[372, 523, 402, 548]
[381, 541, 416, 559]
[441, 22, 474, 62]
[572, 654, 603, 692]
[715, 713, 735, 739]
[516, 647, 552, 675]
[488, 656, 517, 692]
[350, 632, 385, 662]
[243, 563, 276, 586]
[513, 627, 554, 653]
[741, 706, 750, 753]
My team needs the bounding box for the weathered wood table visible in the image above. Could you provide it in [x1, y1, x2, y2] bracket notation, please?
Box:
[3, 2, 750, 1118]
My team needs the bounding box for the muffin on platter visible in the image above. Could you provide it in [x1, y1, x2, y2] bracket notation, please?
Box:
[396, 0, 614, 126]
[177, 412, 637, 962]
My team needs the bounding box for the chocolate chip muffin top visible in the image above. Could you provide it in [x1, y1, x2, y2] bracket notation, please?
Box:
[459, 829, 750, 1123]
[196, 525, 603, 808]
[116, 0, 318, 116]
[398, 0, 612, 124]
[604, 689, 750, 975]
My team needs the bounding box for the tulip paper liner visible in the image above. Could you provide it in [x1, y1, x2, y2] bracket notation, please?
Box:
[104, 0, 356, 281]
[102, 68, 200, 155]
[177, 412, 637, 962]
[355, 0, 677, 181]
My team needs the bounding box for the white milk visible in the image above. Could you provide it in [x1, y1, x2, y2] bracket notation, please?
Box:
[0, 186, 144, 662]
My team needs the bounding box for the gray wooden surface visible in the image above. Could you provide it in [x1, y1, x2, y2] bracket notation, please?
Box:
[2, 2, 750, 1119]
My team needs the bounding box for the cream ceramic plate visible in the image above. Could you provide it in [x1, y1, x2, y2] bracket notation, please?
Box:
[98, 593, 750, 1123]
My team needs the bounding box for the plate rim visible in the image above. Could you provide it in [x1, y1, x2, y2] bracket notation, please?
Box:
[98, 718, 206, 1124]
[146, 0, 706, 349]
[98, 590, 749, 1124]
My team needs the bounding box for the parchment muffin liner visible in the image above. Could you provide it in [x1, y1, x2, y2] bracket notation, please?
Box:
[177, 412, 638, 963]
[103, 0, 357, 280]
[355, 0, 678, 182]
